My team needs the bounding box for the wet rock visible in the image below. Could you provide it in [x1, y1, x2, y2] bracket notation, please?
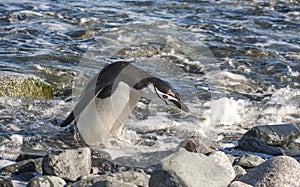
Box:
[89, 180, 136, 187]
[239, 156, 300, 187]
[91, 149, 111, 168]
[16, 150, 47, 162]
[149, 149, 234, 187]
[0, 72, 52, 99]
[70, 175, 102, 187]
[208, 151, 235, 180]
[27, 176, 66, 187]
[0, 159, 15, 169]
[282, 149, 300, 159]
[65, 30, 93, 39]
[72, 175, 135, 187]
[178, 138, 213, 154]
[72, 170, 149, 187]
[233, 165, 247, 179]
[15, 172, 41, 182]
[42, 147, 91, 181]
[112, 148, 178, 168]
[239, 124, 300, 147]
[110, 170, 149, 186]
[229, 181, 253, 187]
[0, 177, 13, 187]
[115, 43, 162, 58]
[0, 158, 43, 176]
[237, 138, 283, 155]
[287, 141, 300, 150]
[237, 154, 265, 168]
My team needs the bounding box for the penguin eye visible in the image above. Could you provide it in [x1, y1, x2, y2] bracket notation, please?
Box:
[162, 95, 168, 99]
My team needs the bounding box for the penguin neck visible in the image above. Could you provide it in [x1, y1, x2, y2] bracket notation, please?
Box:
[133, 77, 164, 102]
[133, 77, 162, 90]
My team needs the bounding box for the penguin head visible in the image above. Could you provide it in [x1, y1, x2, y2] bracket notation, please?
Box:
[149, 78, 190, 112]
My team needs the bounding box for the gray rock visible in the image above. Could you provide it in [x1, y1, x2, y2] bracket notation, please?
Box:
[282, 149, 300, 158]
[16, 151, 47, 162]
[237, 154, 265, 168]
[229, 181, 253, 187]
[239, 156, 300, 187]
[16, 172, 41, 182]
[27, 176, 66, 187]
[178, 138, 213, 154]
[287, 141, 300, 150]
[111, 170, 149, 186]
[71, 174, 103, 187]
[239, 124, 300, 147]
[0, 177, 13, 187]
[208, 151, 235, 180]
[112, 148, 178, 168]
[237, 138, 283, 155]
[42, 147, 91, 181]
[91, 180, 135, 187]
[0, 72, 52, 99]
[91, 149, 111, 168]
[233, 165, 246, 180]
[149, 149, 234, 187]
[0, 158, 43, 176]
[72, 170, 149, 187]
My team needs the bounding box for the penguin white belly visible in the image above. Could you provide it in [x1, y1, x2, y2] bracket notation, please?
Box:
[76, 82, 140, 146]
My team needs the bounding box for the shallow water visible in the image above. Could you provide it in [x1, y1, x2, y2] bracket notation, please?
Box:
[0, 0, 299, 165]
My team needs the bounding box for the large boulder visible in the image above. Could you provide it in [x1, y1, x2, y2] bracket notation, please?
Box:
[0, 72, 52, 99]
[42, 147, 91, 181]
[208, 151, 235, 180]
[238, 124, 300, 147]
[149, 149, 234, 187]
[239, 156, 300, 187]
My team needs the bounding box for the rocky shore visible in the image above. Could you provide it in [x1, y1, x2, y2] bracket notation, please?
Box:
[0, 123, 299, 187]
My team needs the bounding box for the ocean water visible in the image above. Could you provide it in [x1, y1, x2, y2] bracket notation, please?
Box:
[0, 0, 299, 165]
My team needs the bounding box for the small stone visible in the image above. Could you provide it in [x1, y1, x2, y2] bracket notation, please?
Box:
[208, 151, 235, 180]
[0, 158, 43, 176]
[0, 159, 15, 169]
[233, 165, 247, 180]
[16, 150, 47, 162]
[237, 155, 265, 168]
[239, 156, 300, 187]
[229, 181, 253, 187]
[178, 138, 213, 154]
[282, 149, 300, 158]
[27, 176, 66, 187]
[65, 30, 93, 39]
[0, 177, 13, 187]
[42, 147, 91, 181]
[287, 141, 300, 150]
[91, 149, 111, 168]
[9, 134, 23, 146]
[149, 149, 234, 187]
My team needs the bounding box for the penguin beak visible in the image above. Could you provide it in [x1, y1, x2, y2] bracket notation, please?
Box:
[170, 99, 190, 112]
